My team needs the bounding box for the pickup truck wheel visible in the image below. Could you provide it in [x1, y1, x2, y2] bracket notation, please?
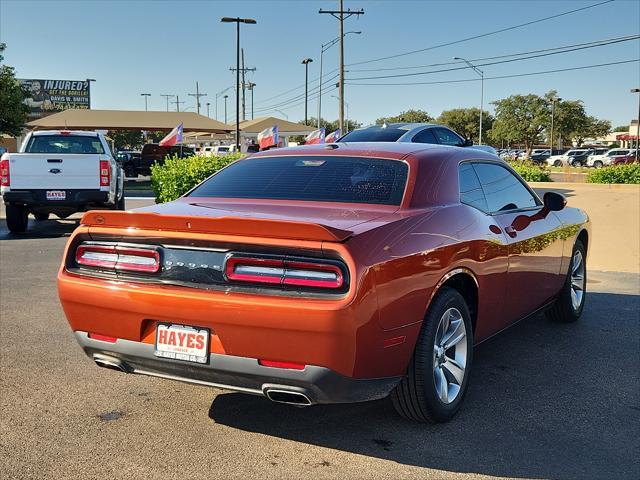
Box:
[547, 239, 586, 323]
[5, 205, 29, 233]
[34, 212, 49, 221]
[391, 287, 473, 423]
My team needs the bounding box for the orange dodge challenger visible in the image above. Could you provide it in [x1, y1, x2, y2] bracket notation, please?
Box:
[58, 143, 589, 422]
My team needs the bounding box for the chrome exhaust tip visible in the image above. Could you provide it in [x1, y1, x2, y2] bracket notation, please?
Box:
[93, 354, 129, 373]
[264, 388, 312, 406]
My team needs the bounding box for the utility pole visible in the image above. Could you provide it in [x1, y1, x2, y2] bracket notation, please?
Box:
[188, 81, 207, 115]
[247, 82, 256, 120]
[229, 54, 256, 122]
[319, 1, 363, 133]
[171, 95, 185, 112]
[140, 93, 151, 111]
[160, 94, 173, 112]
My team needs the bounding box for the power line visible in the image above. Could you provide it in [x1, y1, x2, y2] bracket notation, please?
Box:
[346, 0, 615, 67]
[347, 33, 640, 73]
[346, 34, 640, 81]
[251, 73, 340, 114]
[345, 58, 639, 86]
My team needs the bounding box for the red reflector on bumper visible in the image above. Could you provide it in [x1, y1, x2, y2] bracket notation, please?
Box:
[383, 335, 406, 348]
[88, 333, 118, 343]
[258, 359, 306, 370]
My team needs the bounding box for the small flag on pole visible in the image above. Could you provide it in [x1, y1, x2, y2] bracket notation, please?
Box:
[159, 123, 184, 147]
[325, 129, 342, 143]
[304, 128, 325, 145]
[258, 125, 279, 150]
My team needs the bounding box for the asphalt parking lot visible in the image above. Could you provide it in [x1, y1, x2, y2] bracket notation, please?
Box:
[1, 186, 638, 480]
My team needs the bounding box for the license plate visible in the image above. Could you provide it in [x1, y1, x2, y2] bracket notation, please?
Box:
[46, 190, 66, 200]
[154, 323, 210, 364]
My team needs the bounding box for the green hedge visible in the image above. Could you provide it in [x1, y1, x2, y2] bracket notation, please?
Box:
[586, 164, 640, 184]
[150, 153, 242, 203]
[508, 161, 552, 182]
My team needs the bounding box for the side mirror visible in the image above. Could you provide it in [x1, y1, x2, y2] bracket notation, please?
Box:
[463, 138, 473, 147]
[543, 191, 566, 211]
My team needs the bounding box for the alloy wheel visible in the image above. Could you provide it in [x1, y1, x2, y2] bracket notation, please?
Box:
[570, 250, 585, 311]
[433, 308, 467, 404]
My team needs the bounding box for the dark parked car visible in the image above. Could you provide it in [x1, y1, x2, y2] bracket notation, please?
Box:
[529, 148, 567, 165]
[567, 149, 599, 167]
[115, 151, 142, 178]
[132, 144, 194, 176]
[340, 123, 475, 148]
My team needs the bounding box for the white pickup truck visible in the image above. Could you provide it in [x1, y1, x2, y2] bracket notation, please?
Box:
[1, 130, 124, 233]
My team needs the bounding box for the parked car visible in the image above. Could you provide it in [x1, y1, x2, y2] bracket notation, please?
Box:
[1, 130, 124, 233]
[566, 150, 596, 167]
[137, 144, 195, 175]
[198, 145, 237, 157]
[340, 123, 474, 148]
[58, 142, 589, 423]
[610, 150, 639, 166]
[546, 149, 590, 167]
[115, 150, 142, 178]
[586, 148, 631, 168]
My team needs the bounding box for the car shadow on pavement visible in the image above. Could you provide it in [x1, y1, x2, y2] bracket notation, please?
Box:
[208, 291, 639, 480]
[0, 218, 79, 240]
[533, 187, 576, 199]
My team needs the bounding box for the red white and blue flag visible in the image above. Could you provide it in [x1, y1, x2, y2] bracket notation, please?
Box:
[258, 125, 279, 149]
[159, 123, 183, 147]
[325, 129, 341, 143]
[305, 128, 325, 145]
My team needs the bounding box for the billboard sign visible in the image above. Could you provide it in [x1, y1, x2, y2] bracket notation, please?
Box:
[18, 79, 91, 119]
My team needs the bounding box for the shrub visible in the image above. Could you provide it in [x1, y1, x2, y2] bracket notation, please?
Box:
[508, 161, 552, 182]
[587, 164, 640, 184]
[150, 153, 242, 203]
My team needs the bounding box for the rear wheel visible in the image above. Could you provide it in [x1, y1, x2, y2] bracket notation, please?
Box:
[554, 160, 562, 167]
[5, 205, 28, 233]
[571, 160, 582, 167]
[593, 160, 603, 169]
[547, 239, 586, 323]
[115, 194, 125, 210]
[391, 287, 473, 423]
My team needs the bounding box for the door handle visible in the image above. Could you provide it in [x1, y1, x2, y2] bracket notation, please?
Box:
[505, 226, 517, 238]
[47, 158, 63, 163]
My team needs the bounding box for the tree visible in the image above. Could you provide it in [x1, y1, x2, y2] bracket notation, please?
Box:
[108, 130, 144, 150]
[299, 117, 361, 134]
[376, 109, 434, 124]
[0, 43, 30, 136]
[613, 125, 629, 132]
[437, 108, 494, 143]
[491, 94, 549, 152]
[570, 116, 611, 146]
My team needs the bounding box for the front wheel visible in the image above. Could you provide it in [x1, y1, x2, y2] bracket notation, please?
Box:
[593, 160, 603, 169]
[5, 205, 29, 233]
[571, 160, 582, 167]
[547, 239, 586, 323]
[554, 160, 562, 167]
[391, 287, 473, 423]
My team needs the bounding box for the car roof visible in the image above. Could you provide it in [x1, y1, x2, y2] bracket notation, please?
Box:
[31, 130, 99, 137]
[356, 122, 440, 130]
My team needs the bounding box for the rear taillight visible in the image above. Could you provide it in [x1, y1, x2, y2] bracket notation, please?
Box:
[0, 158, 9, 187]
[225, 256, 344, 289]
[99, 160, 110, 187]
[75, 243, 160, 273]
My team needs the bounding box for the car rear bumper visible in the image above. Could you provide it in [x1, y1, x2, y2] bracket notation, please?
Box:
[2, 189, 110, 207]
[74, 331, 401, 405]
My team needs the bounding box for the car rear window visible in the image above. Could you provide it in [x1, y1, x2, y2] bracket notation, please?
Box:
[189, 155, 409, 205]
[340, 128, 406, 142]
[25, 135, 105, 154]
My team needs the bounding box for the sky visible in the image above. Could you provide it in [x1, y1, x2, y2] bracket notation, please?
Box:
[1, 0, 639, 127]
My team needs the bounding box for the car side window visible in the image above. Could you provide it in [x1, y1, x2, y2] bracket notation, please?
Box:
[459, 163, 489, 212]
[472, 163, 539, 213]
[433, 128, 464, 147]
[412, 128, 438, 144]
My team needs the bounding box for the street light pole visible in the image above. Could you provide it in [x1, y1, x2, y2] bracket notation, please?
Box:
[221, 16, 257, 150]
[206, 102, 211, 117]
[318, 31, 361, 129]
[453, 57, 484, 144]
[301, 58, 313, 125]
[247, 82, 256, 120]
[160, 94, 173, 112]
[549, 96, 562, 152]
[140, 93, 151, 111]
[223, 95, 229, 124]
[632, 88, 640, 162]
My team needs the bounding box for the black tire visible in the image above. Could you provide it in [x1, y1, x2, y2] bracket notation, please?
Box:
[34, 212, 49, 221]
[391, 287, 473, 423]
[547, 239, 586, 323]
[115, 195, 125, 210]
[554, 160, 562, 167]
[5, 205, 28, 233]
[593, 161, 603, 169]
[571, 160, 582, 168]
